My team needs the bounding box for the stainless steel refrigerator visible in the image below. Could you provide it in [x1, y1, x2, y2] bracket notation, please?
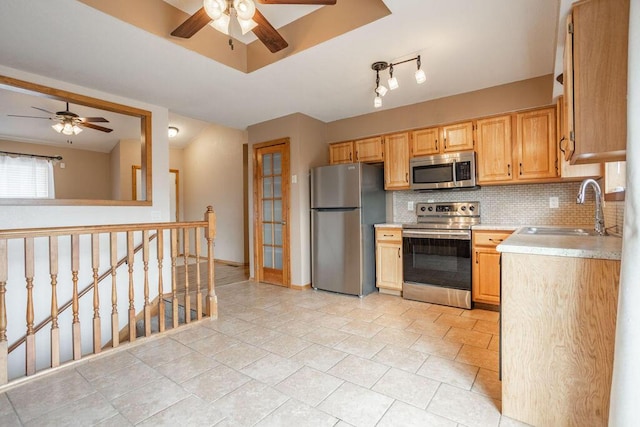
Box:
[310, 163, 386, 296]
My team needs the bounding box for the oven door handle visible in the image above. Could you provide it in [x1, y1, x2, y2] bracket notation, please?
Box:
[402, 230, 471, 240]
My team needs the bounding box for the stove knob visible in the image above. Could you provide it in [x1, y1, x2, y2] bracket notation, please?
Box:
[427, 206, 434, 212]
[420, 206, 426, 212]
[461, 206, 467, 211]
[469, 205, 475, 212]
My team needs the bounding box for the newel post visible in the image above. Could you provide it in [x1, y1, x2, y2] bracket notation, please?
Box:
[204, 206, 218, 318]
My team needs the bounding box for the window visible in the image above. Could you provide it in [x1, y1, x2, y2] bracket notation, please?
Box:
[0, 155, 55, 198]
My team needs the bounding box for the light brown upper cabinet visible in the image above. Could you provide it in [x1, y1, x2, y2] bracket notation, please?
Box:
[354, 136, 384, 163]
[477, 107, 558, 185]
[441, 121, 474, 153]
[515, 107, 557, 180]
[476, 115, 513, 183]
[384, 132, 410, 190]
[410, 127, 440, 157]
[564, 0, 629, 164]
[329, 141, 354, 164]
[556, 95, 603, 179]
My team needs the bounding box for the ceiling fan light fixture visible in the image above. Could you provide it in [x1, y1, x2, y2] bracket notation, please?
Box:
[203, 0, 227, 20]
[233, 0, 256, 20]
[238, 17, 258, 35]
[72, 125, 83, 135]
[52, 123, 64, 133]
[211, 14, 231, 35]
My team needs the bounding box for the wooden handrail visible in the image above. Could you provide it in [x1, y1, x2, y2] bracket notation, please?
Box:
[7, 233, 157, 354]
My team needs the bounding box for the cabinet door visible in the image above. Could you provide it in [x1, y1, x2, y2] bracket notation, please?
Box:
[329, 141, 354, 164]
[376, 241, 402, 291]
[516, 108, 558, 180]
[563, 14, 575, 161]
[472, 248, 501, 305]
[476, 115, 513, 183]
[355, 137, 384, 163]
[384, 133, 410, 190]
[441, 121, 474, 152]
[411, 127, 440, 157]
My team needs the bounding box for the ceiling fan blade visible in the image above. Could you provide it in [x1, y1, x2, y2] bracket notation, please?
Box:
[81, 117, 109, 123]
[81, 122, 113, 133]
[171, 7, 211, 38]
[252, 9, 289, 53]
[256, 0, 336, 4]
[31, 106, 56, 115]
[7, 114, 51, 120]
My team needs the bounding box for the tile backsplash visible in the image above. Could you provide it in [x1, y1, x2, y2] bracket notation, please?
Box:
[393, 181, 623, 231]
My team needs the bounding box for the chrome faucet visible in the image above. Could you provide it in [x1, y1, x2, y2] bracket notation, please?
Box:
[577, 178, 605, 235]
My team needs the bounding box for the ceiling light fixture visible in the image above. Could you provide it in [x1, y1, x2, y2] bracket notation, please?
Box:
[203, 0, 258, 36]
[52, 119, 82, 136]
[168, 126, 180, 138]
[371, 55, 426, 108]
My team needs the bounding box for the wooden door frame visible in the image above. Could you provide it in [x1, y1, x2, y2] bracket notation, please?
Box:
[252, 138, 291, 287]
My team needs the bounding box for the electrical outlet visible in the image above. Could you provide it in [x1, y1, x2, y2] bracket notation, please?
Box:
[549, 196, 559, 209]
[407, 201, 414, 211]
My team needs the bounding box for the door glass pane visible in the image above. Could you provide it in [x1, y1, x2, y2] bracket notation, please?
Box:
[273, 153, 281, 175]
[263, 177, 273, 197]
[263, 246, 273, 268]
[263, 200, 273, 221]
[274, 247, 283, 269]
[274, 199, 282, 222]
[274, 223, 282, 245]
[263, 154, 272, 175]
[263, 223, 273, 245]
[273, 176, 281, 198]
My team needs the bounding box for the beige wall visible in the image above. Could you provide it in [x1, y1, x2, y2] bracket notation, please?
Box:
[169, 147, 185, 221]
[326, 74, 554, 142]
[112, 139, 142, 200]
[247, 113, 327, 286]
[182, 123, 247, 264]
[1, 139, 111, 199]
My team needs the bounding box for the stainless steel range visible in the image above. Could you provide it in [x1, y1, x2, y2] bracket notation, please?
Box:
[402, 201, 480, 309]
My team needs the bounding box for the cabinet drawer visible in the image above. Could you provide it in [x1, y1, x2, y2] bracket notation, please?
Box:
[473, 231, 512, 247]
[376, 228, 402, 242]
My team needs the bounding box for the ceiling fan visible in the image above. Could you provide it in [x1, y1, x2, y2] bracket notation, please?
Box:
[8, 102, 113, 136]
[171, 0, 337, 53]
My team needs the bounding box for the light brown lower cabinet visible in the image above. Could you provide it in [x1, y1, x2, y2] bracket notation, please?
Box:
[501, 252, 620, 426]
[375, 227, 402, 295]
[472, 230, 511, 305]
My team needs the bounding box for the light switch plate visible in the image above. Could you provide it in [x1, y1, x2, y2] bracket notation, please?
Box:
[549, 196, 559, 208]
[291, 175, 297, 184]
[407, 201, 415, 211]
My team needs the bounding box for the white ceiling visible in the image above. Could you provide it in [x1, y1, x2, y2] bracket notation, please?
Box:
[0, 0, 560, 137]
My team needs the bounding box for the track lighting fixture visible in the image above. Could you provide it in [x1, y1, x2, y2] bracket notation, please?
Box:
[370, 55, 426, 108]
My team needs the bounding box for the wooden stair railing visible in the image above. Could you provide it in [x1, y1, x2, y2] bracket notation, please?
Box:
[0, 206, 217, 386]
[6, 234, 157, 354]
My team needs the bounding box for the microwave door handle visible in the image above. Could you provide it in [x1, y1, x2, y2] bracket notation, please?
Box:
[452, 160, 457, 186]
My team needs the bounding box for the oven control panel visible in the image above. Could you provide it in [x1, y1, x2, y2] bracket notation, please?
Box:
[415, 202, 480, 218]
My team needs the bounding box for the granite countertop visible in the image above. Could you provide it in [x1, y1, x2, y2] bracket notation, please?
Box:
[374, 223, 403, 228]
[497, 228, 622, 260]
[472, 224, 521, 231]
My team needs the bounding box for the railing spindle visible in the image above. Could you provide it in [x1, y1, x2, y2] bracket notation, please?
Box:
[91, 234, 101, 354]
[195, 227, 202, 320]
[157, 230, 165, 332]
[143, 230, 151, 337]
[171, 229, 178, 328]
[110, 233, 119, 348]
[183, 228, 190, 324]
[49, 236, 59, 368]
[71, 234, 81, 360]
[0, 239, 8, 385]
[205, 207, 217, 318]
[24, 237, 35, 375]
[127, 231, 135, 342]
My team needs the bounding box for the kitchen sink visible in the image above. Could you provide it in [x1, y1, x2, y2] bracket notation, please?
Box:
[517, 226, 600, 236]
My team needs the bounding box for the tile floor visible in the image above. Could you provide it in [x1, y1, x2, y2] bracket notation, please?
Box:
[0, 281, 531, 426]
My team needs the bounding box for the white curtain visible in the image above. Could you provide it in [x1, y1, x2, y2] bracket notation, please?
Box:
[0, 155, 55, 198]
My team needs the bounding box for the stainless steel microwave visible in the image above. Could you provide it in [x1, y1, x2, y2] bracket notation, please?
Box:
[410, 151, 477, 191]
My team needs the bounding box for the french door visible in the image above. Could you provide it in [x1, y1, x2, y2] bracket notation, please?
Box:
[253, 139, 290, 287]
